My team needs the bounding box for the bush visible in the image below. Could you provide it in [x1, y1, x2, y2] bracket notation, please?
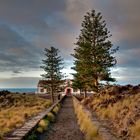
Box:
[38, 119, 49, 131]
[47, 112, 55, 122]
[36, 127, 44, 133]
[26, 131, 37, 140]
[52, 106, 59, 114]
[57, 103, 61, 109]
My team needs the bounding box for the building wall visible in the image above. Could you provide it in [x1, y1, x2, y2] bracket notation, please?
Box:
[37, 86, 81, 95]
[37, 79, 81, 95]
[64, 87, 73, 94]
[37, 87, 47, 94]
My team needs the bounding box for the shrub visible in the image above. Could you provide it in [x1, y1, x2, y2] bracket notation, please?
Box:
[57, 103, 61, 109]
[36, 127, 44, 133]
[38, 119, 49, 131]
[26, 131, 37, 140]
[52, 106, 59, 114]
[47, 112, 55, 122]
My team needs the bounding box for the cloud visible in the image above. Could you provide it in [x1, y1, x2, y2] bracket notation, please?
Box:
[12, 70, 22, 74]
[112, 67, 140, 85]
[0, 0, 66, 25]
[0, 77, 40, 88]
[0, 0, 140, 87]
[0, 24, 41, 72]
[62, 0, 92, 27]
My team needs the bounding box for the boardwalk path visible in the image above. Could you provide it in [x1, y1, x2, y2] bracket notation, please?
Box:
[41, 96, 84, 140]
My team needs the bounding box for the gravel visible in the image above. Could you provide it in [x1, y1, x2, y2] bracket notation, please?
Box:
[42, 96, 84, 140]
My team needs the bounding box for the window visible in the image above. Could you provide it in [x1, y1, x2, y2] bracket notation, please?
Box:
[81, 89, 84, 92]
[40, 88, 44, 92]
[46, 88, 51, 92]
[73, 89, 78, 92]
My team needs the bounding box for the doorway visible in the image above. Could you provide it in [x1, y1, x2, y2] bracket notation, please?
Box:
[66, 88, 71, 95]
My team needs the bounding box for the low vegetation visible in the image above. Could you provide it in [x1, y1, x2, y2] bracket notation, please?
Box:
[0, 91, 52, 139]
[26, 103, 61, 140]
[73, 97, 103, 140]
[82, 85, 140, 140]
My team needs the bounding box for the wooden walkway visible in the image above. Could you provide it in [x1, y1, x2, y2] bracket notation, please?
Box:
[5, 99, 64, 140]
[41, 96, 84, 140]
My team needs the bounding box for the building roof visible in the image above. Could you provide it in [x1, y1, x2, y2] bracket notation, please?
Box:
[38, 80, 66, 87]
[37, 80, 51, 87]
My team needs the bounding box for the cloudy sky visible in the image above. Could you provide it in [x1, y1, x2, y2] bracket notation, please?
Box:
[0, 0, 140, 88]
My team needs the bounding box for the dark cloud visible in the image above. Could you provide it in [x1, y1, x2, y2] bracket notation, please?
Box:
[0, 0, 66, 25]
[0, 24, 41, 72]
[12, 70, 21, 74]
[12, 70, 22, 76]
[0, 0, 140, 87]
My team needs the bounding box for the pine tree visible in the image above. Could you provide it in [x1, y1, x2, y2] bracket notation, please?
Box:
[41, 47, 64, 102]
[72, 10, 118, 94]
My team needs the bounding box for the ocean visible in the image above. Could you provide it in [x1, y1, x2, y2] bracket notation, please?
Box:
[0, 88, 37, 93]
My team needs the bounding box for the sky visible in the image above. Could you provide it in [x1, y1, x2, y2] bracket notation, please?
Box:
[0, 0, 140, 88]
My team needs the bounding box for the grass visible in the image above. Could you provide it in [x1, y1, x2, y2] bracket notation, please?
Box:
[73, 97, 103, 140]
[82, 87, 140, 139]
[0, 92, 52, 138]
[131, 119, 140, 139]
[96, 95, 137, 120]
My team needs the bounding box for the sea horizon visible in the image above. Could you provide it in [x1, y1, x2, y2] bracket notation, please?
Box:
[0, 88, 37, 93]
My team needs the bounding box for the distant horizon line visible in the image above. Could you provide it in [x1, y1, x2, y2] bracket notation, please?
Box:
[0, 87, 37, 89]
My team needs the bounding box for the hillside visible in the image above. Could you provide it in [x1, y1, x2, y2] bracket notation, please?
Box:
[0, 91, 52, 139]
[82, 85, 140, 140]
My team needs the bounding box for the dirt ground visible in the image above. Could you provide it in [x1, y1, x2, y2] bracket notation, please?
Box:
[41, 96, 84, 140]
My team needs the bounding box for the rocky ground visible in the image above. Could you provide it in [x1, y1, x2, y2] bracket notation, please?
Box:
[82, 84, 140, 140]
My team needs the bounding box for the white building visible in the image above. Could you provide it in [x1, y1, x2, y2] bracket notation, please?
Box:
[36, 79, 81, 95]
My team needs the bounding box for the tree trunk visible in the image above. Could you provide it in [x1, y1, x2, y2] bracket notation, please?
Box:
[94, 78, 99, 92]
[84, 89, 87, 98]
[51, 85, 54, 103]
[80, 89, 82, 95]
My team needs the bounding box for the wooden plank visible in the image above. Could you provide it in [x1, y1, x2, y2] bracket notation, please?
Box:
[5, 95, 66, 140]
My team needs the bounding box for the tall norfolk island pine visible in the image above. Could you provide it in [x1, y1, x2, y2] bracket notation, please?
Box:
[72, 10, 118, 94]
[41, 47, 64, 102]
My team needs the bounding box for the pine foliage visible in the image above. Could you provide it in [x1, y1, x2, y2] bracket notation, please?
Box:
[41, 46, 64, 102]
[72, 10, 118, 93]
